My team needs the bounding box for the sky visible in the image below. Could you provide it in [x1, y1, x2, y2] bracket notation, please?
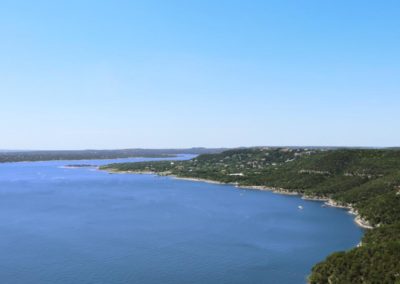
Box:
[1, 0, 399, 150]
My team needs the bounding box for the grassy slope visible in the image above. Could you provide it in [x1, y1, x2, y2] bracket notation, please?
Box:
[102, 148, 400, 283]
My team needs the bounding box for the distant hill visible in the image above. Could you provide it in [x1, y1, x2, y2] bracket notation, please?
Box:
[0, 148, 226, 163]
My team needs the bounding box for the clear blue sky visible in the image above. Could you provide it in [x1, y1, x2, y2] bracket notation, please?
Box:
[1, 0, 399, 149]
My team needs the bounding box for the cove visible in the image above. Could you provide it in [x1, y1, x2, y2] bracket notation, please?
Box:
[0, 156, 363, 284]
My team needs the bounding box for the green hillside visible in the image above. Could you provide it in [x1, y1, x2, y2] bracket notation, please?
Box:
[102, 148, 400, 283]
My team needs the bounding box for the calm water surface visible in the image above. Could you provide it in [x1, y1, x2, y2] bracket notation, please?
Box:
[0, 155, 363, 284]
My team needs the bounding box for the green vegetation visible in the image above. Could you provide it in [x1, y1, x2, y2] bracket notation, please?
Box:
[310, 222, 400, 284]
[309, 243, 400, 284]
[102, 147, 400, 283]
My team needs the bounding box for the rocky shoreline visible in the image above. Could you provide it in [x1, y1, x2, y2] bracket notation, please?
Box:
[101, 169, 374, 230]
[172, 176, 374, 229]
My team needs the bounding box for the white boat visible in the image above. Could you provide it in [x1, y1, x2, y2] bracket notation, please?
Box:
[298, 205, 304, 210]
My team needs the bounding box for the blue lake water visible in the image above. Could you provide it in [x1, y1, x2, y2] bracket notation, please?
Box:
[0, 156, 363, 284]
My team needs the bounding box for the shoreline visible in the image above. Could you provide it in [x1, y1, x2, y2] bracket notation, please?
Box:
[169, 175, 373, 229]
[105, 169, 158, 175]
[101, 169, 374, 230]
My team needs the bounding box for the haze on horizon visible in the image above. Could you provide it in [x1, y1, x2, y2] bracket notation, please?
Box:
[1, 1, 399, 150]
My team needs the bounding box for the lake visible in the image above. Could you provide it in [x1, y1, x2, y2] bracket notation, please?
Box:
[0, 156, 363, 284]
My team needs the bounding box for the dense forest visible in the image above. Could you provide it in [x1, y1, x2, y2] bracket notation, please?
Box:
[102, 148, 400, 283]
[0, 148, 225, 163]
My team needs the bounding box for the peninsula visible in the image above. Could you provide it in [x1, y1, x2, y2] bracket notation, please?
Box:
[101, 147, 400, 283]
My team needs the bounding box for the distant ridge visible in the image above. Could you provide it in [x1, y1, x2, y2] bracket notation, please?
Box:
[0, 148, 227, 163]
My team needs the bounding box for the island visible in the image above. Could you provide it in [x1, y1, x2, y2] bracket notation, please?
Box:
[101, 147, 400, 283]
[62, 164, 97, 168]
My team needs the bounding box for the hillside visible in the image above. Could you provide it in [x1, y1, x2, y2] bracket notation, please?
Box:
[102, 148, 400, 283]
